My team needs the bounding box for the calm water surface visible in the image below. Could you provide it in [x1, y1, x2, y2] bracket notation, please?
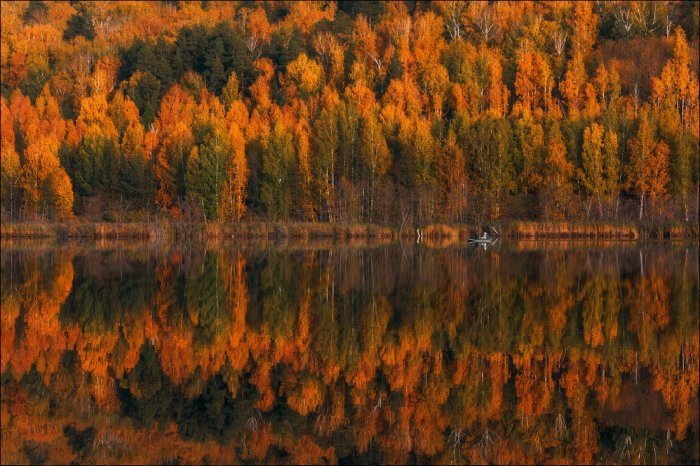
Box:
[1, 239, 698, 464]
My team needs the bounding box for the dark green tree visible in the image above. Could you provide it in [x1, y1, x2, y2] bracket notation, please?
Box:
[204, 38, 226, 94]
[464, 118, 516, 221]
[185, 122, 228, 221]
[118, 153, 155, 209]
[125, 71, 162, 127]
[63, 4, 96, 41]
[67, 134, 118, 198]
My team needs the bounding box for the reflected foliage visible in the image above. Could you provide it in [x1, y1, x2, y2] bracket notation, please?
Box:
[1, 241, 698, 464]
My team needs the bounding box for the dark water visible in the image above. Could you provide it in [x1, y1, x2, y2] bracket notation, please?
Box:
[1, 239, 699, 464]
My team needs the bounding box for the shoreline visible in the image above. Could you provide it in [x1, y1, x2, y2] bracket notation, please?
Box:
[1, 221, 698, 241]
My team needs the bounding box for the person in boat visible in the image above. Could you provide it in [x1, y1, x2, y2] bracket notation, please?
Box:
[481, 231, 489, 240]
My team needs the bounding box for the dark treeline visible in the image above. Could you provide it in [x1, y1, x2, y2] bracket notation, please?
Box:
[1, 1, 699, 227]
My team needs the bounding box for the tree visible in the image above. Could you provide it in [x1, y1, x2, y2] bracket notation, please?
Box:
[436, 129, 467, 222]
[185, 144, 221, 222]
[152, 85, 196, 215]
[542, 123, 574, 220]
[580, 123, 605, 218]
[398, 117, 436, 224]
[514, 49, 552, 116]
[652, 27, 699, 131]
[220, 123, 248, 222]
[294, 122, 315, 221]
[516, 118, 545, 194]
[221, 72, 240, 111]
[63, 4, 96, 41]
[626, 112, 670, 220]
[22, 0, 49, 25]
[483, 48, 509, 118]
[466, 118, 515, 220]
[671, 133, 697, 222]
[63, 93, 119, 201]
[337, 99, 361, 182]
[6, 89, 75, 220]
[464, 1, 503, 45]
[92, 56, 121, 97]
[312, 104, 339, 222]
[291, 0, 337, 30]
[312, 32, 345, 88]
[267, 27, 306, 72]
[413, 10, 447, 77]
[352, 14, 386, 81]
[359, 113, 390, 222]
[646, 140, 671, 220]
[108, 91, 154, 208]
[285, 54, 324, 98]
[569, 1, 599, 60]
[204, 38, 226, 94]
[602, 129, 620, 219]
[593, 62, 620, 110]
[69, 132, 118, 198]
[261, 121, 295, 220]
[185, 94, 228, 221]
[435, 0, 467, 40]
[45, 169, 75, 221]
[422, 63, 450, 118]
[125, 71, 162, 128]
[559, 53, 586, 119]
[1, 98, 21, 220]
[239, 6, 272, 58]
[21, 136, 74, 220]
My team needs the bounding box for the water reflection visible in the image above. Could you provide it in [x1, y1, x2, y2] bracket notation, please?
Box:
[1, 240, 698, 464]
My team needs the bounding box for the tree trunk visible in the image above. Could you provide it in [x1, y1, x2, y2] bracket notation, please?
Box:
[639, 192, 645, 221]
[330, 157, 335, 222]
[369, 174, 374, 223]
[695, 183, 700, 222]
[585, 197, 593, 221]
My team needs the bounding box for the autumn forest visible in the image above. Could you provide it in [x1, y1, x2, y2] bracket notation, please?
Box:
[2, 2, 700, 464]
[1, 1, 699, 228]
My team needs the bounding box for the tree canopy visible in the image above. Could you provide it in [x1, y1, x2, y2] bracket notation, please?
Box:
[1, 1, 698, 224]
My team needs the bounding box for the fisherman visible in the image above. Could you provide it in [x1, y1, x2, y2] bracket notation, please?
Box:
[482, 231, 489, 240]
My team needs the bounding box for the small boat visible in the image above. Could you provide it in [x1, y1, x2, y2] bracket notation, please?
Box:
[468, 237, 497, 244]
[469, 227, 500, 245]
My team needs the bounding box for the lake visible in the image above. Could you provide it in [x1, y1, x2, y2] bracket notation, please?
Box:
[1, 239, 698, 464]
